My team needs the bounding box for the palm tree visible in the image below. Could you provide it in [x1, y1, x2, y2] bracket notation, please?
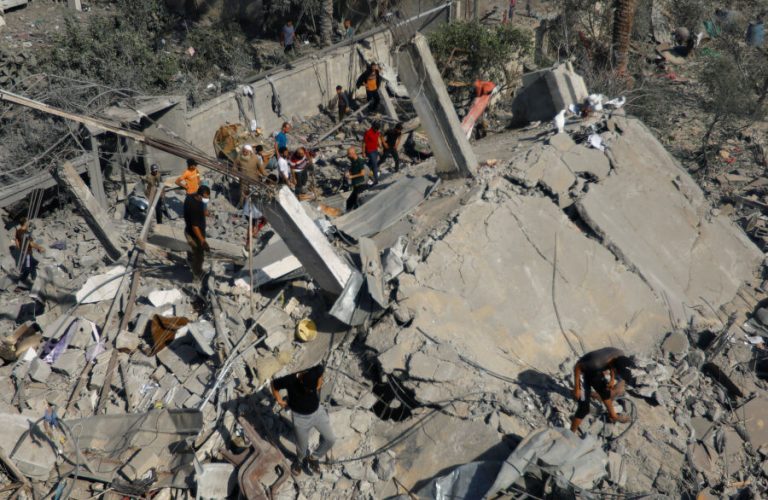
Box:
[320, 0, 333, 46]
[612, 0, 637, 75]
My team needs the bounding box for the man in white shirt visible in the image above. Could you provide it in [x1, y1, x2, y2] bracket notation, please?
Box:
[276, 146, 294, 188]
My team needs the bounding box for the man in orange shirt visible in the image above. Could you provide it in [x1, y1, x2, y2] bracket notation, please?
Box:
[356, 62, 382, 113]
[175, 159, 201, 196]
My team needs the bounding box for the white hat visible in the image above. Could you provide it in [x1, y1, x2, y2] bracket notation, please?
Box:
[243, 144, 253, 152]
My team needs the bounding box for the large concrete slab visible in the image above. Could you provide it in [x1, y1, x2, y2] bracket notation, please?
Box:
[398, 194, 670, 373]
[575, 117, 762, 326]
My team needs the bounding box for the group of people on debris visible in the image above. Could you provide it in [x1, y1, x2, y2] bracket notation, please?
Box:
[270, 347, 637, 476]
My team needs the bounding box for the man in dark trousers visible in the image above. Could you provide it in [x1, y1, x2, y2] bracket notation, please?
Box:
[570, 347, 634, 433]
[382, 122, 403, 172]
[183, 185, 210, 281]
[362, 121, 383, 184]
[335, 85, 351, 122]
[345, 147, 368, 211]
[356, 62, 382, 113]
[271, 364, 336, 476]
[14, 216, 44, 287]
[144, 164, 165, 223]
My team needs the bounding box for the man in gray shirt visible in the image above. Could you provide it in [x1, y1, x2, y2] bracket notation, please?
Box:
[281, 21, 298, 54]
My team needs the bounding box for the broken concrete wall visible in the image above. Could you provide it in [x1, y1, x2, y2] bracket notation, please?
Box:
[184, 31, 394, 156]
[511, 63, 588, 124]
[575, 116, 763, 327]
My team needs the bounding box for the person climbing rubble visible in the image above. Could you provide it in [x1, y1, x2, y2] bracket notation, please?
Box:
[236, 144, 268, 208]
[276, 146, 295, 188]
[175, 159, 201, 197]
[271, 364, 336, 476]
[356, 62, 382, 113]
[382, 122, 403, 172]
[570, 347, 635, 433]
[274, 122, 291, 156]
[144, 164, 166, 223]
[345, 147, 368, 211]
[290, 147, 311, 196]
[14, 216, 44, 287]
[362, 121, 383, 185]
[183, 185, 210, 281]
[336, 85, 351, 122]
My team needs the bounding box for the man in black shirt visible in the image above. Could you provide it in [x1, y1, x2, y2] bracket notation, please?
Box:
[271, 364, 336, 476]
[382, 123, 403, 172]
[570, 347, 635, 433]
[183, 185, 210, 281]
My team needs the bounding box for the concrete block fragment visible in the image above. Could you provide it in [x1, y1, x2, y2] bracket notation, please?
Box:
[548, 133, 575, 152]
[661, 331, 689, 358]
[196, 463, 235, 499]
[512, 63, 588, 123]
[186, 321, 215, 357]
[121, 447, 159, 481]
[116, 330, 141, 352]
[148, 289, 183, 308]
[156, 344, 199, 375]
[742, 398, 768, 449]
[28, 357, 51, 383]
[52, 349, 86, 377]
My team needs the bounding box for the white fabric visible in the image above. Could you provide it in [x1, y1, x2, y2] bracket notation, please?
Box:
[277, 157, 291, 180]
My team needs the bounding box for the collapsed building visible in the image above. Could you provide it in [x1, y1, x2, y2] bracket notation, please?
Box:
[1, 6, 768, 500]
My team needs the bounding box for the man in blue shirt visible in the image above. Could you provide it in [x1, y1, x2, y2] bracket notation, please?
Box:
[274, 122, 291, 156]
[281, 21, 298, 54]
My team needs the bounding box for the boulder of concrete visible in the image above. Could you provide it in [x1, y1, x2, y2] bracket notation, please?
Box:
[661, 331, 689, 358]
[186, 321, 215, 357]
[116, 330, 141, 352]
[28, 357, 51, 383]
[741, 398, 768, 449]
[512, 63, 589, 124]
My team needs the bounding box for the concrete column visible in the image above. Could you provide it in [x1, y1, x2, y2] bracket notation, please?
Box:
[54, 162, 124, 261]
[397, 33, 477, 178]
[86, 135, 107, 208]
[262, 186, 353, 295]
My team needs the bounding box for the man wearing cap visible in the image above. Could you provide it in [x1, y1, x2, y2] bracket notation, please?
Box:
[144, 164, 165, 224]
[183, 185, 210, 281]
[271, 364, 336, 476]
[175, 159, 201, 196]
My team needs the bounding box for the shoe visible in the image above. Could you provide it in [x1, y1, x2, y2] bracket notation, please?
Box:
[306, 456, 321, 474]
[291, 460, 302, 477]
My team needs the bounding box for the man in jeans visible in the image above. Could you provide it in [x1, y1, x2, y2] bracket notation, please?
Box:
[183, 185, 210, 281]
[362, 121, 383, 185]
[271, 364, 336, 476]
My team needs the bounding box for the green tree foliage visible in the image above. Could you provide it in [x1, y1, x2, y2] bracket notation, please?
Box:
[42, 0, 254, 95]
[428, 21, 532, 82]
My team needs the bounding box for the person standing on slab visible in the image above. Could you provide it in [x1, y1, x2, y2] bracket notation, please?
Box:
[281, 20, 298, 54]
[362, 121, 383, 185]
[570, 347, 635, 433]
[183, 185, 210, 281]
[356, 62, 382, 113]
[382, 122, 403, 172]
[271, 364, 336, 476]
[345, 147, 368, 211]
[14, 217, 44, 287]
[336, 85, 351, 123]
[144, 164, 165, 223]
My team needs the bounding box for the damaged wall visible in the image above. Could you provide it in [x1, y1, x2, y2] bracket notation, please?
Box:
[184, 31, 395, 157]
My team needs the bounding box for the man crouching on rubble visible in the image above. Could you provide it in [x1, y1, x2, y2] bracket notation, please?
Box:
[570, 347, 635, 433]
[271, 364, 336, 476]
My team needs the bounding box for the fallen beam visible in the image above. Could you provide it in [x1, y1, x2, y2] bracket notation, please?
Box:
[147, 224, 246, 263]
[53, 161, 125, 261]
[397, 33, 477, 178]
[262, 186, 353, 295]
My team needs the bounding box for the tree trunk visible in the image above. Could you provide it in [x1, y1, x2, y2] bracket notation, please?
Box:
[612, 0, 638, 75]
[320, 0, 333, 47]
